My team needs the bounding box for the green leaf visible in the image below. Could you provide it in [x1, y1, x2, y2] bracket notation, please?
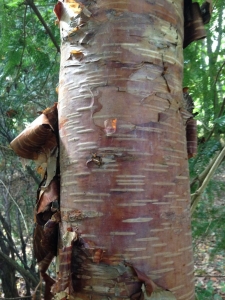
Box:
[213, 116, 225, 127]
[6, 0, 22, 7]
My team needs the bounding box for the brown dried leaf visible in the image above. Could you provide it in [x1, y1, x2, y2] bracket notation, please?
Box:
[54, 1, 63, 21]
[6, 109, 17, 118]
[36, 163, 47, 178]
[37, 177, 59, 214]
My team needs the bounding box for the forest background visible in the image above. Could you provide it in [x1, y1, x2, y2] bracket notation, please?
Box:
[0, 0, 225, 299]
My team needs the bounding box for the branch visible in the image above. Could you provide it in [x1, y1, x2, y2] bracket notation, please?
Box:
[190, 150, 220, 189]
[14, 4, 27, 85]
[0, 213, 28, 268]
[0, 144, 13, 152]
[191, 145, 225, 215]
[0, 249, 38, 287]
[205, 97, 225, 142]
[25, 0, 60, 53]
[0, 180, 28, 235]
[0, 297, 32, 300]
[26, 165, 40, 185]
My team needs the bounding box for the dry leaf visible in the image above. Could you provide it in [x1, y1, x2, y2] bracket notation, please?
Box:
[6, 109, 17, 118]
[54, 1, 63, 21]
[37, 177, 59, 214]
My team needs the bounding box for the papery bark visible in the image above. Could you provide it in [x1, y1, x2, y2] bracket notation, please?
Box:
[57, 1, 195, 299]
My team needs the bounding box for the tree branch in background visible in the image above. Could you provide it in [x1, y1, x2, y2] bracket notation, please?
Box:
[0, 213, 27, 268]
[24, 0, 60, 53]
[0, 180, 28, 235]
[190, 150, 220, 190]
[191, 145, 225, 215]
[26, 165, 40, 185]
[15, 4, 27, 86]
[205, 97, 225, 142]
[0, 249, 38, 287]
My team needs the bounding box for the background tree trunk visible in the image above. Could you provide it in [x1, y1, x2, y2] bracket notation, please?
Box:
[57, 0, 194, 299]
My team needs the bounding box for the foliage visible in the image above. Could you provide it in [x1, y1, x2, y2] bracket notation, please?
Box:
[0, 0, 59, 297]
[183, 0, 225, 297]
[196, 281, 223, 300]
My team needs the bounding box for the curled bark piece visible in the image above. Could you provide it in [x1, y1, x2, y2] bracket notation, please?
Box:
[52, 229, 78, 296]
[184, 2, 206, 48]
[42, 102, 58, 132]
[128, 265, 176, 299]
[186, 118, 197, 159]
[10, 113, 57, 162]
[201, 0, 212, 24]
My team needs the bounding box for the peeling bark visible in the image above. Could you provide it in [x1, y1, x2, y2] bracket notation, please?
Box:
[57, 1, 194, 299]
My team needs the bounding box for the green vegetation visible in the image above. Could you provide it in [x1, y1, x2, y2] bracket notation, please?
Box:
[0, 0, 225, 298]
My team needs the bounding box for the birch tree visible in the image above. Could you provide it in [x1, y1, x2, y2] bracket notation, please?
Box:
[53, 0, 195, 299]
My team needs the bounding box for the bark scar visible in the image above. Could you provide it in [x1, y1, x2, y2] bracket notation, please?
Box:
[161, 57, 171, 93]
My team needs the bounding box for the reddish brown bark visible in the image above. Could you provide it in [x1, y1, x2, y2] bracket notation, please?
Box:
[57, 1, 194, 299]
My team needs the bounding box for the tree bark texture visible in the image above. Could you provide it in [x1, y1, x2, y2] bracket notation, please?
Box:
[57, 1, 194, 299]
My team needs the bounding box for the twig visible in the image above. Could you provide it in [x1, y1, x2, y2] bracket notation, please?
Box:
[0, 250, 38, 287]
[24, 0, 60, 52]
[0, 180, 28, 235]
[195, 275, 225, 278]
[0, 296, 32, 299]
[205, 97, 225, 142]
[0, 145, 13, 152]
[191, 145, 225, 214]
[190, 150, 220, 189]
[14, 4, 27, 85]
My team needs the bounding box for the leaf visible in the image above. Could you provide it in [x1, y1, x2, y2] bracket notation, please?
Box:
[38, 147, 58, 193]
[6, 0, 21, 7]
[54, 1, 63, 21]
[213, 116, 225, 127]
[37, 177, 59, 214]
[6, 109, 17, 118]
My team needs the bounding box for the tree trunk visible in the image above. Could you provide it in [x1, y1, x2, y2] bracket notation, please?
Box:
[56, 1, 194, 299]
